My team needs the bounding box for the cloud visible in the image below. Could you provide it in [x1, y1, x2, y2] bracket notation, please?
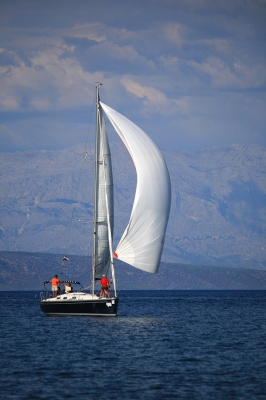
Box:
[121, 78, 169, 106]
[172, 98, 190, 115]
[69, 23, 107, 42]
[86, 41, 155, 73]
[0, 95, 19, 110]
[0, 42, 104, 112]
[162, 22, 184, 48]
[188, 57, 237, 87]
[0, 47, 21, 66]
[121, 78, 190, 116]
[29, 98, 51, 111]
[197, 39, 232, 55]
[187, 56, 266, 90]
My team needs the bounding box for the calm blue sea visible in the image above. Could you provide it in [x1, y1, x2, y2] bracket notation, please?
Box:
[0, 290, 265, 400]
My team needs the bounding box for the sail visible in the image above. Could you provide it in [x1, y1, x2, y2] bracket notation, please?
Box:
[94, 106, 114, 279]
[100, 102, 171, 274]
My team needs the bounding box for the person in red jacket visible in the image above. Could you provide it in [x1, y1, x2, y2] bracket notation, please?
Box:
[99, 275, 110, 298]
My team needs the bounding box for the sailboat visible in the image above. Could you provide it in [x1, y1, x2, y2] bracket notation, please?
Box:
[40, 84, 171, 316]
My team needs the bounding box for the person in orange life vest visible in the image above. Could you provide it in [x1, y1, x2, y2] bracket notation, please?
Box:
[100, 275, 110, 298]
[51, 274, 60, 297]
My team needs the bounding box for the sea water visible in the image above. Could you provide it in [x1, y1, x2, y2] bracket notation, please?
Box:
[0, 290, 265, 400]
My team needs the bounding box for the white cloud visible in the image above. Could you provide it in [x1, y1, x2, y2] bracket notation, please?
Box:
[0, 27, 63, 48]
[121, 78, 189, 115]
[233, 61, 266, 88]
[0, 43, 104, 112]
[162, 22, 184, 48]
[198, 38, 232, 55]
[69, 23, 106, 42]
[121, 78, 169, 106]
[91, 41, 155, 69]
[193, 57, 238, 87]
[0, 93, 19, 110]
[158, 55, 180, 69]
[173, 98, 190, 114]
[187, 56, 266, 89]
[29, 98, 50, 111]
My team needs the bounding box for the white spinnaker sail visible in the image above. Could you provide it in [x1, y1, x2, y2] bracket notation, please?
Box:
[94, 106, 114, 279]
[100, 102, 171, 274]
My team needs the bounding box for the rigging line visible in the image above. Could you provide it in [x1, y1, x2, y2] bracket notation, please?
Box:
[81, 285, 92, 291]
[65, 255, 111, 282]
[95, 257, 111, 269]
[74, 268, 91, 279]
[72, 257, 110, 279]
[61, 90, 96, 276]
[74, 257, 111, 281]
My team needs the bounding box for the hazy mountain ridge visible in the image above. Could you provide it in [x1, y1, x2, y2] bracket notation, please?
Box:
[164, 144, 266, 269]
[0, 143, 265, 269]
[0, 251, 265, 291]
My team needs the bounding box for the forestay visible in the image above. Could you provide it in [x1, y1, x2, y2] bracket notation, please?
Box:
[100, 102, 171, 274]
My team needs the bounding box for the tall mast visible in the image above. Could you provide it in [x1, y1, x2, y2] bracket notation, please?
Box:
[92, 83, 101, 295]
[92, 83, 117, 298]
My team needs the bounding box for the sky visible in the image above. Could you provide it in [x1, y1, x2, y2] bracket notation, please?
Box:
[0, 0, 265, 153]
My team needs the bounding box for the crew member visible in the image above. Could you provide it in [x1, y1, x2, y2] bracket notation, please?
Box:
[65, 282, 73, 293]
[100, 275, 110, 298]
[51, 274, 60, 297]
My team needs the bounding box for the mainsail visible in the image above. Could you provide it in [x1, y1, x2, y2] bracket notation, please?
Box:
[93, 103, 114, 279]
[100, 102, 171, 274]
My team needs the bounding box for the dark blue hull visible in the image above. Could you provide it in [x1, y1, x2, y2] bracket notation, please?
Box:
[40, 297, 118, 316]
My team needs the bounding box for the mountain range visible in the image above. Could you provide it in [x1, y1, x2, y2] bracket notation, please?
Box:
[0, 251, 265, 291]
[0, 143, 265, 270]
